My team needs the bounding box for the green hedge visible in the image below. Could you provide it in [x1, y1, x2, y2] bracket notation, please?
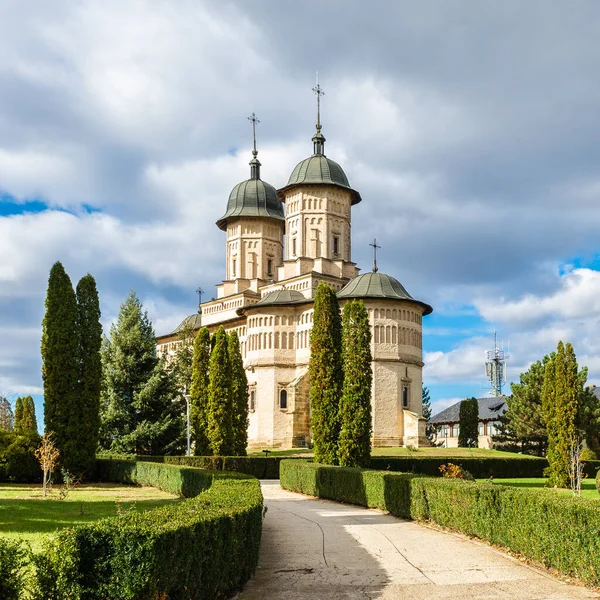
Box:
[369, 455, 600, 479]
[0, 431, 41, 483]
[125, 454, 284, 479]
[281, 460, 600, 586]
[1, 459, 263, 599]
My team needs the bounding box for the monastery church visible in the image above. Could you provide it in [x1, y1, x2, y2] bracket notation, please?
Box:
[157, 90, 433, 449]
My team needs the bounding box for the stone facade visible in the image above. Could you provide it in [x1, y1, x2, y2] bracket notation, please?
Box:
[156, 124, 432, 449]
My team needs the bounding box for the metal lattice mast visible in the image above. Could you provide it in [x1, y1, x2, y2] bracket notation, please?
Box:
[485, 330, 508, 396]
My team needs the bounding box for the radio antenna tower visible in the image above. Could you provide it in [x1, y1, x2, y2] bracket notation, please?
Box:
[485, 330, 508, 397]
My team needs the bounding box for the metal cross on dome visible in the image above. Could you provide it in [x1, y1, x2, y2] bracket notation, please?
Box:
[369, 238, 381, 273]
[247, 112, 260, 156]
[196, 287, 204, 315]
[312, 72, 325, 130]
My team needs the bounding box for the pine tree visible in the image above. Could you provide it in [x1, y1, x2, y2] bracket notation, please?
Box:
[190, 327, 211, 455]
[73, 274, 103, 474]
[422, 385, 434, 439]
[503, 356, 552, 454]
[337, 299, 372, 467]
[228, 331, 249, 456]
[99, 290, 184, 455]
[207, 326, 233, 456]
[14, 396, 37, 434]
[309, 282, 343, 465]
[0, 397, 14, 431]
[42, 261, 79, 471]
[458, 397, 478, 447]
[172, 322, 195, 393]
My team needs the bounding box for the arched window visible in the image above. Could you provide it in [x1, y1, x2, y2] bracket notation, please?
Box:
[402, 386, 409, 408]
[386, 326, 391, 343]
[274, 331, 280, 349]
[282, 332, 287, 349]
[289, 332, 295, 349]
[392, 326, 397, 344]
[280, 389, 288, 410]
[282, 315, 287, 326]
[275, 315, 280, 325]
[374, 326, 380, 344]
[268, 332, 272, 349]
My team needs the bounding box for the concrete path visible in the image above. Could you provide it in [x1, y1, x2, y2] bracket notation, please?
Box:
[238, 480, 599, 600]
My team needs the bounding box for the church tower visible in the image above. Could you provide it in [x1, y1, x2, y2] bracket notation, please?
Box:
[276, 82, 361, 283]
[216, 114, 285, 292]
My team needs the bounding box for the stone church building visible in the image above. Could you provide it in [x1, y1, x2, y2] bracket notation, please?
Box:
[156, 107, 433, 449]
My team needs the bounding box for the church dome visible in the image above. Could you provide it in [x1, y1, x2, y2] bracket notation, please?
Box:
[253, 289, 307, 307]
[278, 126, 362, 205]
[216, 176, 285, 231]
[337, 271, 433, 315]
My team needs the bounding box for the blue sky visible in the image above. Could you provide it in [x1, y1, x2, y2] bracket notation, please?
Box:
[2, 1, 600, 423]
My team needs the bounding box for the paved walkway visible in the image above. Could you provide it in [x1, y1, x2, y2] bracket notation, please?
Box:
[238, 480, 599, 600]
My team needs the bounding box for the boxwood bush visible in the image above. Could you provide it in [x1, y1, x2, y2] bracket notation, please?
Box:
[281, 460, 600, 586]
[0, 459, 263, 599]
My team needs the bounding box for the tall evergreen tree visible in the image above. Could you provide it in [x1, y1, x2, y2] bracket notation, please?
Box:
[309, 282, 343, 465]
[0, 397, 13, 431]
[502, 356, 552, 454]
[541, 353, 559, 482]
[207, 327, 233, 456]
[422, 385, 434, 440]
[42, 261, 79, 471]
[458, 397, 478, 447]
[14, 396, 37, 434]
[13, 397, 23, 432]
[337, 300, 372, 467]
[228, 331, 249, 456]
[73, 274, 103, 474]
[99, 291, 184, 455]
[172, 322, 195, 393]
[190, 328, 211, 455]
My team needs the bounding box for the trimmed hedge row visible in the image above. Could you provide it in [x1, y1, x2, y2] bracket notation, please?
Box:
[369, 455, 600, 479]
[2, 459, 263, 599]
[124, 454, 285, 479]
[281, 460, 600, 586]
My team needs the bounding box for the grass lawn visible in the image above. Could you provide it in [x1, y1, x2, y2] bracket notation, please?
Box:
[370, 447, 537, 458]
[492, 477, 599, 499]
[0, 483, 181, 550]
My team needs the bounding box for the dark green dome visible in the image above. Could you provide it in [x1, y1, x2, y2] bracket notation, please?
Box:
[217, 176, 285, 231]
[278, 127, 362, 204]
[337, 271, 433, 315]
[253, 289, 307, 307]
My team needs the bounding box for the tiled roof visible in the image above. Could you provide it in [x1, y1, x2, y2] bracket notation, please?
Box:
[431, 396, 508, 424]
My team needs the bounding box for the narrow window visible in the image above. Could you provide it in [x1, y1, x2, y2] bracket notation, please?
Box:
[292, 238, 297, 256]
[282, 332, 287, 349]
[267, 259, 273, 275]
[232, 258, 237, 277]
[333, 235, 339, 256]
[280, 389, 288, 410]
[402, 386, 409, 408]
[249, 390, 255, 411]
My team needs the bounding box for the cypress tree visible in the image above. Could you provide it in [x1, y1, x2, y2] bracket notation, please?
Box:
[337, 299, 372, 467]
[228, 331, 249, 456]
[542, 353, 559, 483]
[13, 397, 23, 433]
[458, 397, 479, 447]
[207, 326, 233, 456]
[74, 274, 102, 475]
[190, 327, 211, 455]
[14, 396, 37, 434]
[309, 282, 343, 465]
[42, 261, 79, 471]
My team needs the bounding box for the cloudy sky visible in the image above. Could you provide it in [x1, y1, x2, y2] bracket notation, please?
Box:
[2, 1, 600, 421]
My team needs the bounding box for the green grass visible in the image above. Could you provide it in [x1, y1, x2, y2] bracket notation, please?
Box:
[370, 447, 533, 458]
[246, 448, 313, 457]
[0, 483, 181, 550]
[492, 477, 599, 499]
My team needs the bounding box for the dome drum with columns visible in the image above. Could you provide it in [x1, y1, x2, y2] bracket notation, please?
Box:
[156, 97, 433, 449]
